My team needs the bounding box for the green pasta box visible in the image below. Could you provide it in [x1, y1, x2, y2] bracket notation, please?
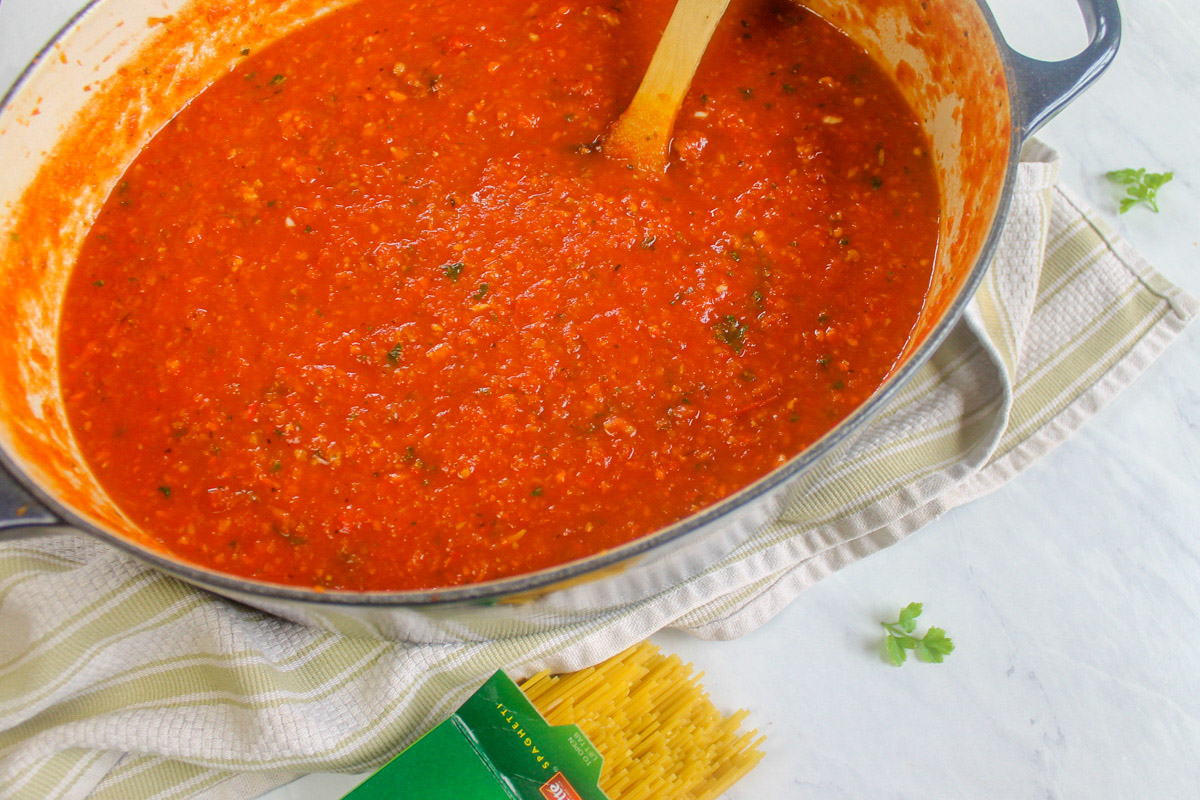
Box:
[341, 671, 610, 800]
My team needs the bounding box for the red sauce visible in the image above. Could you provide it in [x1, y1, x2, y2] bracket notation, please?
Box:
[59, 0, 938, 591]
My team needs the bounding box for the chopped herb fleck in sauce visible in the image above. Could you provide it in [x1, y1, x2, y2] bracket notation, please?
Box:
[714, 315, 747, 354]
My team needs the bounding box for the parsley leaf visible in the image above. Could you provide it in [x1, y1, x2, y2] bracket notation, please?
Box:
[1106, 168, 1173, 214]
[897, 601, 922, 634]
[885, 635, 906, 666]
[915, 627, 954, 663]
[442, 261, 465, 281]
[881, 603, 954, 666]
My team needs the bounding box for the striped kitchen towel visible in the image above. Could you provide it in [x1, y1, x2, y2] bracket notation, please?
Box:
[0, 141, 1195, 800]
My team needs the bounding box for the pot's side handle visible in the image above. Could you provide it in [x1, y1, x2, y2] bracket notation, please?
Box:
[1002, 0, 1122, 139]
[0, 464, 61, 538]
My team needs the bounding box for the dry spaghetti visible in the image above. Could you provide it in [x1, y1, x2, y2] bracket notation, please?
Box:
[521, 642, 766, 800]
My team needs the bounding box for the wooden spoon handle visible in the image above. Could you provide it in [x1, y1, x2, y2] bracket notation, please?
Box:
[606, 0, 732, 173]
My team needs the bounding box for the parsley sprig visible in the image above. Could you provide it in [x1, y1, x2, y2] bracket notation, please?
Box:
[881, 602, 954, 666]
[1106, 168, 1173, 214]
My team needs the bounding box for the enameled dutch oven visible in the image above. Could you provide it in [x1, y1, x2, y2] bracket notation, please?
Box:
[0, 0, 1119, 640]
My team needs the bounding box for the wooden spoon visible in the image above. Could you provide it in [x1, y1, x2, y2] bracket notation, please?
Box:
[605, 0, 732, 173]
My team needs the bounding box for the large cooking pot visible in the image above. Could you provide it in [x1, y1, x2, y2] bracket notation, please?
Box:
[0, 0, 1118, 639]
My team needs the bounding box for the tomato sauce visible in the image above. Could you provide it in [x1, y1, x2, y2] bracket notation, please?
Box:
[59, 0, 939, 590]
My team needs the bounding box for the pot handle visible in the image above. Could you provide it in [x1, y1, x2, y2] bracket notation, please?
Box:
[1000, 0, 1122, 139]
[0, 462, 61, 538]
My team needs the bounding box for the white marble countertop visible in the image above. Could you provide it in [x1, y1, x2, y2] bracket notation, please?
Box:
[3, 0, 1198, 797]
